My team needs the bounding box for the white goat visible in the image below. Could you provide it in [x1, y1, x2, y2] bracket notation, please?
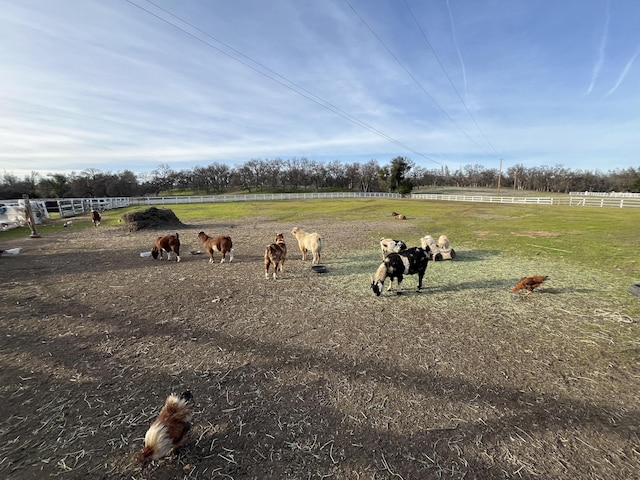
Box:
[291, 227, 323, 264]
[437, 235, 450, 250]
[379, 238, 407, 259]
[420, 235, 442, 261]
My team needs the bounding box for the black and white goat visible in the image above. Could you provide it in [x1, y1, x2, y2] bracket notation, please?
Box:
[370, 246, 432, 296]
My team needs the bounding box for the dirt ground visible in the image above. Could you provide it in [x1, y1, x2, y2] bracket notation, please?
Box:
[1, 215, 638, 479]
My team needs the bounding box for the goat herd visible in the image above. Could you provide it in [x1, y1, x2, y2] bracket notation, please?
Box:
[149, 226, 455, 297]
[149, 227, 323, 279]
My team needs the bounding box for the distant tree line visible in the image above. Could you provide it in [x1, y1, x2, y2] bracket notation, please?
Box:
[1, 156, 638, 200]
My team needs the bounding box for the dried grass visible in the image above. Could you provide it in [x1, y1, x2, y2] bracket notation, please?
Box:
[0, 218, 638, 479]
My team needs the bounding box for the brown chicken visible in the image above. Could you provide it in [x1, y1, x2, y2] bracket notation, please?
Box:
[512, 275, 549, 294]
[137, 391, 194, 469]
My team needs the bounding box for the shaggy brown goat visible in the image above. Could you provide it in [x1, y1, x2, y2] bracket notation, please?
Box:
[151, 233, 181, 262]
[197, 231, 234, 263]
[264, 233, 287, 280]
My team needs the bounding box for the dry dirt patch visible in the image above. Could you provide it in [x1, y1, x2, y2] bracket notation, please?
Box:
[0, 218, 638, 480]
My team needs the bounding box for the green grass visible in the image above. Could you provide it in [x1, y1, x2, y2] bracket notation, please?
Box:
[113, 199, 638, 279]
[4, 198, 639, 282]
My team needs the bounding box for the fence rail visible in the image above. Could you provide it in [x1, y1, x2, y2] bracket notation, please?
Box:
[128, 191, 400, 206]
[569, 191, 640, 198]
[410, 193, 640, 208]
[55, 197, 131, 218]
[4, 191, 639, 221]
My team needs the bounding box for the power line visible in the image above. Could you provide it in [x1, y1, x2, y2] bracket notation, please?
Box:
[402, 0, 500, 156]
[124, 0, 442, 166]
[344, 0, 493, 156]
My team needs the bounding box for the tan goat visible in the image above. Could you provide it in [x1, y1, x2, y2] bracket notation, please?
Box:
[437, 234, 450, 249]
[291, 227, 323, 264]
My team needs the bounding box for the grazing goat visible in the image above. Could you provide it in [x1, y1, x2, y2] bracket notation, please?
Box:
[392, 212, 407, 220]
[422, 234, 455, 260]
[437, 235, 450, 249]
[264, 233, 287, 280]
[151, 233, 181, 262]
[420, 235, 443, 261]
[379, 237, 407, 259]
[91, 209, 101, 227]
[291, 227, 323, 264]
[370, 246, 432, 296]
[197, 231, 233, 263]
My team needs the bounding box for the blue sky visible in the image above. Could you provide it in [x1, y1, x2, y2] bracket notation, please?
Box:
[1, 0, 639, 179]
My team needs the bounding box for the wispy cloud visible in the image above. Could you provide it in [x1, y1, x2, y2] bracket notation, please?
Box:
[605, 43, 640, 97]
[2, 1, 640, 177]
[585, 0, 611, 95]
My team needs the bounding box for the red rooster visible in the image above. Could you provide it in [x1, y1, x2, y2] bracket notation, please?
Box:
[137, 391, 194, 468]
[512, 275, 549, 295]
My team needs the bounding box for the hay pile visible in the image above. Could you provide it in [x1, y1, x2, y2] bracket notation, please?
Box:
[122, 207, 186, 232]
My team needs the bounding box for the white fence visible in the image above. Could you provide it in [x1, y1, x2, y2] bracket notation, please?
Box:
[55, 197, 131, 218]
[129, 191, 401, 206]
[411, 193, 640, 208]
[569, 191, 640, 198]
[96, 192, 640, 209]
[3, 191, 639, 223]
[0, 200, 49, 230]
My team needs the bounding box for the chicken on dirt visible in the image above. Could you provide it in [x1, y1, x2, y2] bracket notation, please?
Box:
[136, 391, 194, 469]
[512, 275, 549, 295]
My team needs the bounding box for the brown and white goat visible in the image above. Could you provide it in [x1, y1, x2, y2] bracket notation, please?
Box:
[379, 237, 407, 259]
[91, 209, 101, 227]
[391, 212, 407, 220]
[291, 227, 323, 264]
[151, 233, 181, 262]
[197, 231, 234, 263]
[264, 233, 287, 280]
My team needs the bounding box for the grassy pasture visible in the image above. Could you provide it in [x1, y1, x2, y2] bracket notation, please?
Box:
[113, 197, 639, 281]
[4, 197, 638, 302]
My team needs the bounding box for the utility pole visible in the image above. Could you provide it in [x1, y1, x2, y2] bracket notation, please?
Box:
[497, 157, 503, 196]
[22, 194, 41, 238]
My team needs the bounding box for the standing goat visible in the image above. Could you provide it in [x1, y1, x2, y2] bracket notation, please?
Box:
[151, 233, 181, 262]
[291, 227, 323, 264]
[379, 238, 407, 259]
[91, 209, 101, 227]
[264, 233, 287, 280]
[370, 246, 432, 296]
[197, 231, 234, 263]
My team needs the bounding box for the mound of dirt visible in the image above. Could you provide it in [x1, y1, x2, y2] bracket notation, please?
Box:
[122, 207, 186, 232]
